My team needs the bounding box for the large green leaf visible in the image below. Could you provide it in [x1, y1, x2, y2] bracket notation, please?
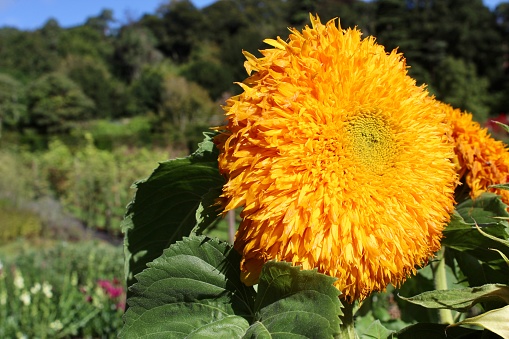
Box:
[454, 193, 509, 228]
[445, 195, 509, 247]
[122, 133, 225, 291]
[121, 236, 344, 338]
[246, 261, 343, 338]
[399, 284, 509, 312]
[443, 195, 509, 285]
[359, 320, 394, 339]
[120, 235, 255, 338]
[474, 223, 509, 258]
[451, 248, 508, 287]
[448, 305, 509, 338]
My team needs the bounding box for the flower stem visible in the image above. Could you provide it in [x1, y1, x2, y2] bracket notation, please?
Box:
[338, 301, 358, 339]
[431, 247, 454, 324]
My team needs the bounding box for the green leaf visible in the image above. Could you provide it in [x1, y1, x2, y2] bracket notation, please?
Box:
[451, 248, 508, 288]
[399, 284, 509, 312]
[474, 223, 509, 257]
[120, 235, 255, 338]
[443, 196, 509, 263]
[489, 183, 509, 191]
[491, 248, 509, 267]
[444, 196, 509, 285]
[359, 320, 395, 339]
[247, 261, 343, 338]
[448, 305, 509, 338]
[122, 133, 225, 292]
[493, 121, 509, 134]
[396, 323, 478, 339]
[453, 193, 509, 228]
[121, 236, 345, 338]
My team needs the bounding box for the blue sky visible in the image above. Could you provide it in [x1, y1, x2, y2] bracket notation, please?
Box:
[0, 0, 216, 30]
[0, 0, 506, 31]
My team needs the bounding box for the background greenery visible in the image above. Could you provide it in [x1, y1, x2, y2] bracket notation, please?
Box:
[1, 0, 509, 337]
[1, 0, 508, 141]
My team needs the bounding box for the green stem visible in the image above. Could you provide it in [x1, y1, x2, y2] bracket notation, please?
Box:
[338, 301, 358, 339]
[431, 247, 454, 324]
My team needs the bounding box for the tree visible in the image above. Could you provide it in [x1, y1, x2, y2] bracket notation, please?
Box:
[0, 28, 59, 79]
[85, 9, 114, 36]
[374, 0, 504, 117]
[141, 0, 204, 62]
[127, 64, 168, 116]
[59, 55, 125, 119]
[157, 73, 222, 150]
[113, 25, 163, 82]
[25, 73, 95, 134]
[434, 56, 490, 122]
[0, 73, 26, 137]
[171, 35, 234, 100]
[58, 25, 113, 61]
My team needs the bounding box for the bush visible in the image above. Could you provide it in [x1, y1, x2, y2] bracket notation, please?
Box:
[37, 135, 172, 234]
[0, 149, 36, 204]
[0, 201, 42, 242]
[83, 116, 153, 149]
[1, 135, 179, 235]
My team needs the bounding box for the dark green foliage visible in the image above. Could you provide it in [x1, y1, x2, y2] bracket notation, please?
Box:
[127, 65, 164, 115]
[374, 0, 505, 120]
[433, 56, 491, 122]
[122, 133, 225, 292]
[180, 59, 234, 100]
[140, 0, 204, 62]
[60, 55, 125, 119]
[0, 73, 26, 134]
[0, 27, 60, 79]
[112, 26, 162, 83]
[84, 9, 114, 34]
[25, 73, 95, 134]
[121, 236, 343, 338]
[0, 0, 506, 142]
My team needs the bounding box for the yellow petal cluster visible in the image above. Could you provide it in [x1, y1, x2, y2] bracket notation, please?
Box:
[215, 15, 457, 301]
[442, 103, 509, 203]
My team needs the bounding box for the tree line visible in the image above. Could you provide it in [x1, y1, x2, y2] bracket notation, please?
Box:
[0, 0, 508, 147]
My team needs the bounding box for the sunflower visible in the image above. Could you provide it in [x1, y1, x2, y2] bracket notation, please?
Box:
[215, 15, 457, 301]
[443, 103, 509, 203]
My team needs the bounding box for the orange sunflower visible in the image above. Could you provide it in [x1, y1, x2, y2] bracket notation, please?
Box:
[442, 103, 509, 203]
[215, 15, 457, 301]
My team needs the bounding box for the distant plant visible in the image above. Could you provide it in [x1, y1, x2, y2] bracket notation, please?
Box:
[25, 72, 95, 134]
[0, 241, 124, 338]
[0, 201, 41, 242]
[0, 73, 27, 137]
[0, 135, 174, 235]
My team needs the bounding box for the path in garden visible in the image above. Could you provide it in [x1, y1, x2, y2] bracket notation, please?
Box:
[27, 196, 122, 245]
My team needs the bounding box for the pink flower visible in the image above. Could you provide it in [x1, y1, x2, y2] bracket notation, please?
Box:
[98, 279, 124, 299]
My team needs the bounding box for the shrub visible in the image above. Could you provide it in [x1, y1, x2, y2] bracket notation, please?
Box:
[0, 201, 42, 242]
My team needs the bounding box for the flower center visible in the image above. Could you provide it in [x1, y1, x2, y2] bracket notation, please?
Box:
[346, 111, 396, 174]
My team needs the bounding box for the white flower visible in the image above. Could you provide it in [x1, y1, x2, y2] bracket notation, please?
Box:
[30, 283, 41, 294]
[42, 281, 53, 299]
[49, 320, 63, 331]
[16, 332, 28, 339]
[19, 291, 31, 306]
[13, 273, 24, 290]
